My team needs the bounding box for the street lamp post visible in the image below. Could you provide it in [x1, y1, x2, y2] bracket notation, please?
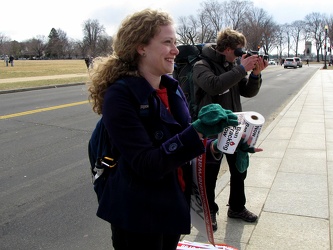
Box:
[276, 46, 278, 64]
[324, 25, 328, 69]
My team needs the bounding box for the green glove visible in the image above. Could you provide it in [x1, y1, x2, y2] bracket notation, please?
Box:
[235, 138, 256, 173]
[192, 104, 238, 138]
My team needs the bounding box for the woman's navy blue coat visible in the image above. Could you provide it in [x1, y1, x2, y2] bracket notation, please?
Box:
[97, 75, 207, 234]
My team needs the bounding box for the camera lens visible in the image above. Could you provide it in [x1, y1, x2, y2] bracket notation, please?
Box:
[234, 48, 245, 57]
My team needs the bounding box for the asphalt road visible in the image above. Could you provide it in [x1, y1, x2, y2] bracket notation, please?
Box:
[0, 65, 320, 250]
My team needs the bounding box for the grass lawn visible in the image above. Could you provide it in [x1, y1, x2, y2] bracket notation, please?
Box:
[0, 59, 90, 91]
[1, 59, 88, 78]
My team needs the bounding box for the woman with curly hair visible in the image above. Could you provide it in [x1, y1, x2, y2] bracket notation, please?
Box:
[88, 8, 237, 250]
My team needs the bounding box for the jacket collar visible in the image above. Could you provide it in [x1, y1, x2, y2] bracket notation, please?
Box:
[116, 75, 189, 127]
[118, 75, 179, 104]
[201, 43, 228, 66]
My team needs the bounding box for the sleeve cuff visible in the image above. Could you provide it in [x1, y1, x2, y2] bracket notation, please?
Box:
[250, 72, 260, 79]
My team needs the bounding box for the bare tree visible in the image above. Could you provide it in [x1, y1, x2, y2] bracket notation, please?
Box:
[305, 12, 326, 62]
[200, 0, 225, 37]
[72, 40, 85, 59]
[8, 40, 21, 59]
[284, 24, 294, 57]
[289, 20, 306, 56]
[276, 25, 289, 60]
[82, 19, 106, 57]
[176, 0, 280, 55]
[176, 16, 198, 45]
[197, 12, 215, 43]
[25, 36, 47, 58]
[56, 29, 70, 58]
[224, 0, 253, 30]
[96, 35, 113, 57]
[275, 25, 288, 62]
[176, 9, 215, 45]
[0, 33, 11, 56]
[242, 7, 271, 51]
[260, 18, 279, 55]
[65, 38, 79, 59]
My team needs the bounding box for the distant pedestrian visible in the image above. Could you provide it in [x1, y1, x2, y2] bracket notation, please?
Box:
[306, 59, 309, 66]
[5, 55, 9, 67]
[84, 57, 90, 69]
[9, 55, 14, 67]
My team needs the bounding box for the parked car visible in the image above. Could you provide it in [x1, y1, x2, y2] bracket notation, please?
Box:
[268, 59, 276, 65]
[293, 57, 303, 67]
[284, 58, 297, 69]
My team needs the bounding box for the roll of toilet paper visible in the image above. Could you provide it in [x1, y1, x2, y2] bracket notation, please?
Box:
[237, 111, 265, 147]
[217, 111, 265, 154]
[217, 124, 245, 154]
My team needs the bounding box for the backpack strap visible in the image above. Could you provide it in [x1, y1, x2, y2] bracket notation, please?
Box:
[195, 57, 219, 106]
[89, 79, 128, 182]
[93, 78, 149, 171]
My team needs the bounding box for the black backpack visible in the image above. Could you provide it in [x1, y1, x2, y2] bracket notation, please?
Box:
[173, 44, 207, 121]
[173, 45, 201, 120]
[88, 117, 117, 202]
[88, 80, 150, 202]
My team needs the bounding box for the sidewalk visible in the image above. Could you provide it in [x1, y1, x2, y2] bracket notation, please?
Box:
[0, 73, 87, 84]
[0, 74, 87, 94]
[183, 69, 333, 249]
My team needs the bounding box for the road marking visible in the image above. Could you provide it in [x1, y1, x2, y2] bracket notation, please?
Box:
[0, 100, 89, 119]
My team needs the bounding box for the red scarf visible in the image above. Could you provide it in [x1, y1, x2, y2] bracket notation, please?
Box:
[156, 87, 170, 112]
[156, 86, 185, 192]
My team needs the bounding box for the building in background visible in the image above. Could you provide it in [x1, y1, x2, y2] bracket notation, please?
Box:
[304, 41, 312, 60]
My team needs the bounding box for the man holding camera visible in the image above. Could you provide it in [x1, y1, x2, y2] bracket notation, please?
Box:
[192, 28, 268, 231]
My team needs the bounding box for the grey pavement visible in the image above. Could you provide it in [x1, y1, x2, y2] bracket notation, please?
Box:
[183, 69, 333, 249]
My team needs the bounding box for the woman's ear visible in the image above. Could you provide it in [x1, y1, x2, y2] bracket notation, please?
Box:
[137, 45, 145, 57]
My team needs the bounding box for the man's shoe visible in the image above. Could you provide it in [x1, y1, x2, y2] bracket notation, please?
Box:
[210, 211, 218, 232]
[227, 207, 258, 222]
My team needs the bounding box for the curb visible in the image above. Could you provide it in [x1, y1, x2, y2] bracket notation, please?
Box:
[0, 82, 86, 95]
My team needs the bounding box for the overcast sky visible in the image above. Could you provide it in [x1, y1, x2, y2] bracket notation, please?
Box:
[1, 0, 332, 42]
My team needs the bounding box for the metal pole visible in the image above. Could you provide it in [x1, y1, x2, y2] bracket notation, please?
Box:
[277, 46, 278, 62]
[324, 25, 328, 69]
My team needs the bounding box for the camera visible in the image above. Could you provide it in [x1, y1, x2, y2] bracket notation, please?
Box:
[245, 50, 269, 60]
[234, 48, 268, 60]
[245, 50, 259, 57]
